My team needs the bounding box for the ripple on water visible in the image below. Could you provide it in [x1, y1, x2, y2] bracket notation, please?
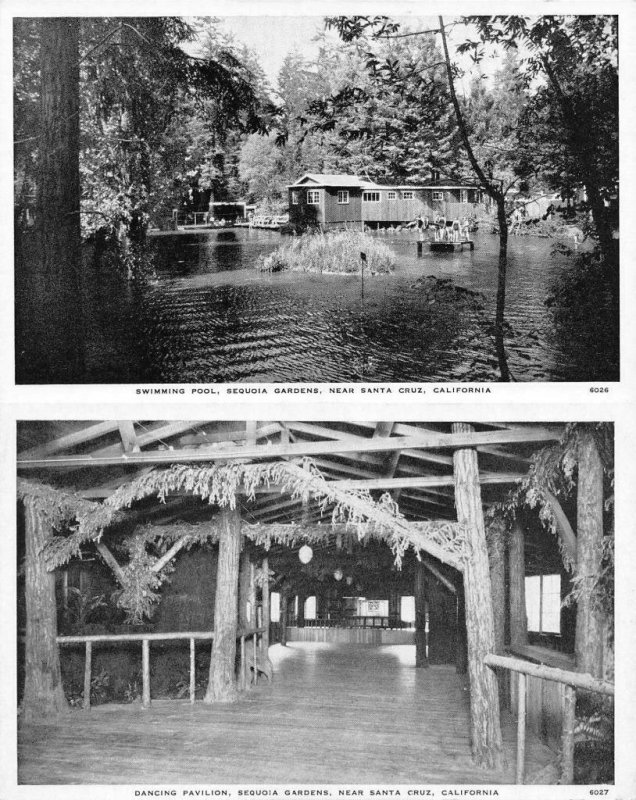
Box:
[85, 228, 617, 382]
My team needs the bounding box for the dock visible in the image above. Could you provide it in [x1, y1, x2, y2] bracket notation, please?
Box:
[428, 239, 474, 253]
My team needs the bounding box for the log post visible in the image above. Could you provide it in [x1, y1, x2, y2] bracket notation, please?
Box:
[561, 685, 576, 783]
[414, 560, 428, 667]
[487, 519, 506, 706]
[456, 580, 468, 673]
[205, 506, 241, 703]
[21, 499, 68, 721]
[280, 588, 289, 647]
[190, 638, 196, 704]
[142, 639, 150, 708]
[262, 557, 270, 652]
[516, 672, 527, 784]
[509, 521, 528, 649]
[452, 422, 504, 770]
[575, 430, 604, 678]
[83, 641, 92, 710]
[238, 548, 251, 629]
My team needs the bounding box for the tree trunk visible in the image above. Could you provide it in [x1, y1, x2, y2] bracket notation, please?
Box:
[452, 422, 503, 770]
[439, 17, 510, 382]
[575, 430, 604, 678]
[494, 198, 511, 382]
[30, 18, 83, 382]
[205, 507, 241, 703]
[509, 521, 528, 649]
[414, 561, 428, 668]
[22, 499, 68, 720]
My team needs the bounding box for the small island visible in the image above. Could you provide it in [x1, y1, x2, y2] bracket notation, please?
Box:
[256, 230, 395, 274]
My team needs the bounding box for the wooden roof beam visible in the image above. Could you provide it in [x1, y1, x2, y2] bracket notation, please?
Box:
[17, 421, 121, 460]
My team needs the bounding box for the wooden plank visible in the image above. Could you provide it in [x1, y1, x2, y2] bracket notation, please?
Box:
[18, 643, 557, 785]
[17, 428, 557, 469]
[329, 473, 524, 490]
[117, 421, 139, 453]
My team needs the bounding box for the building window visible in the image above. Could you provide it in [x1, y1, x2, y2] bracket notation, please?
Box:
[307, 190, 321, 205]
[291, 190, 299, 205]
[270, 591, 280, 622]
[400, 596, 415, 624]
[402, 191, 414, 200]
[363, 191, 380, 202]
[387, 191, 397, 200]
[337, 190, 350, 204]
[304, 596, 317, 620]
[432, 191, 444, 202]
[460, 189, 469, 204]
[525, 574, 561, 634]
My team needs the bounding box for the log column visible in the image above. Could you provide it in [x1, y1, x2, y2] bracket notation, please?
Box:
[280, 588, 289, 646]
[414, 561, 428, 667]
[575, 430, 604, 678]
[261, 557, 270, 651]
[509, 521, 528, 649]
[452, 422, 503, 770]
[205, 507, 241, 703]
[487, 519, 506, 707]
[22, 499, 68, 720]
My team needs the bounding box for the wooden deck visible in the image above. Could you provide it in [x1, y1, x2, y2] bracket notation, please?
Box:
[18, 643, 555, 785]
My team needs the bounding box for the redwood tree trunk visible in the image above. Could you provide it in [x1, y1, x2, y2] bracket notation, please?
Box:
[509, 521, 528, 649]
[414, 561, 428, 668]
[29, 18, 83, 382]
[22, 499, 68, 720]
[452, 422, 503, 770]
[575, 431, 604, 678]
[205, 507, 241, 703]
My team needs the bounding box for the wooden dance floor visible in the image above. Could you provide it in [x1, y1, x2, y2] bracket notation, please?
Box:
[18, 643, 555, 785]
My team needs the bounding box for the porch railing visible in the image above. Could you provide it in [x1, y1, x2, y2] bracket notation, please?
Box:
[301, 615, 412, 630]
[484, 653, 614, 784]
[57, 626, 266, 710]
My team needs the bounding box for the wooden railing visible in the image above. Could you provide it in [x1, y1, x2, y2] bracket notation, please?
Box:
[485, 653, 614, 784]
[301, 616, 412, 630]
[57, 626, 266, 710]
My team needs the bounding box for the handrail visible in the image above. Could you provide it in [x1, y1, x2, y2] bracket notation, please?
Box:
[58, 626, 267, 710]
[485, 652, 614, 785]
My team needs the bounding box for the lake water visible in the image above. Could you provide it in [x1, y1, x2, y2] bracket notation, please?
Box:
[81, 227, 618, 383]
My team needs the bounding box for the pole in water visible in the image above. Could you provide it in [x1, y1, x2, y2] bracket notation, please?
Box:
[360, 251, 366, 300]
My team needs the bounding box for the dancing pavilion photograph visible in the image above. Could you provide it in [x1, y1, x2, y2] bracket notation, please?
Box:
[16, 420, 614, 785]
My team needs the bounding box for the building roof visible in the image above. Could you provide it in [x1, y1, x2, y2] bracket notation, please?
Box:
[288, 173, 481, 191]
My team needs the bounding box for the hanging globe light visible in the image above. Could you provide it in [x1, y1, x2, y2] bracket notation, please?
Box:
[298, 545, 313, 564]
[333, 568, 343, 581]
[346, 576, 354, 586]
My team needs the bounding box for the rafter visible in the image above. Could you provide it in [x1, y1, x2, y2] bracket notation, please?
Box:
[17, 429, 559, 470]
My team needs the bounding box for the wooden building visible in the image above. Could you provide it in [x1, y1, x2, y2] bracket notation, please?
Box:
[288, 173, 486, 230]
[16, 420, 613, 786]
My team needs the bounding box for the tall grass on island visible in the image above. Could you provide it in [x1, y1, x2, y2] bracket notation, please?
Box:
[256, 230, 395, 275]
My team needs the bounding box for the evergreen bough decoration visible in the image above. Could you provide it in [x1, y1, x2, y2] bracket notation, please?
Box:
[18, 458, 471, 620]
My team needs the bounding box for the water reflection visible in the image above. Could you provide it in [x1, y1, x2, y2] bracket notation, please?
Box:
[81, 227, 617, 383]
